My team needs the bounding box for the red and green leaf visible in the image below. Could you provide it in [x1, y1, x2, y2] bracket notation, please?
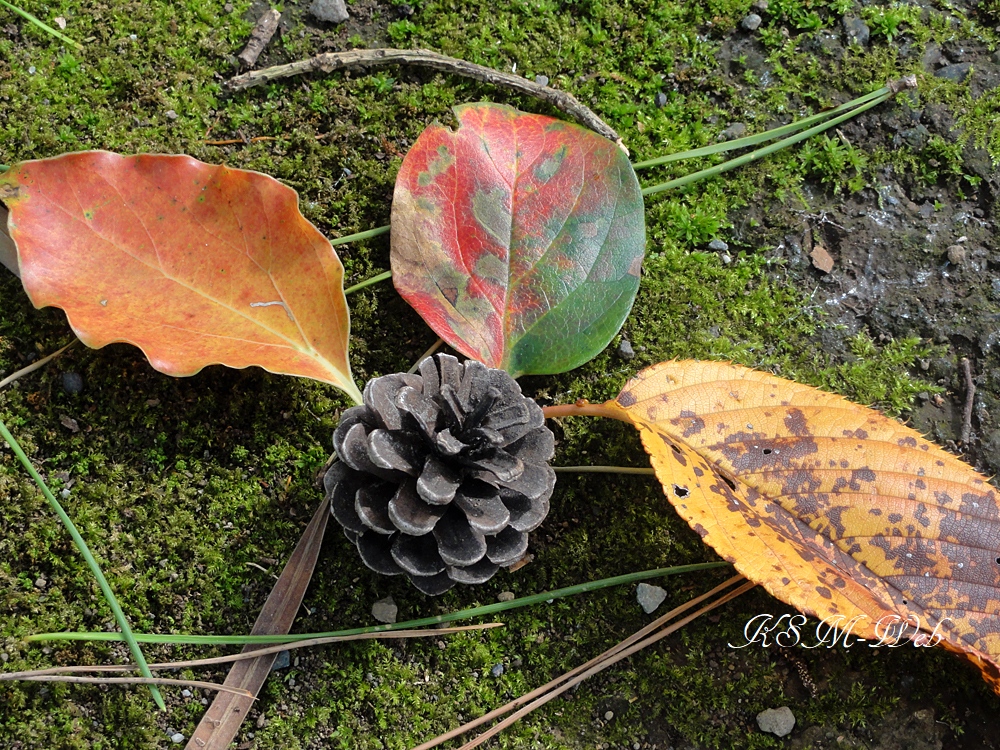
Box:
[0, 152, 362, 404]
[391, 103, 645, 377]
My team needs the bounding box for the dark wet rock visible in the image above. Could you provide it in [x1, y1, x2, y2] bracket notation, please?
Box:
[970, 62, 1000, 99]
[935, 62, 973, 82]
[61, 371, 84, 394]
[920, 102, 956, 139]
[921, 43, 944, 70]
[842, 16, 869, 47]
[655, 91, 667, 107]
[894, 124, 930, 151]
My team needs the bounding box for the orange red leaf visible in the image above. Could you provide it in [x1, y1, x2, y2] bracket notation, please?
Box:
[0, 152, 362, 403]
[596, 360, 1000, 691]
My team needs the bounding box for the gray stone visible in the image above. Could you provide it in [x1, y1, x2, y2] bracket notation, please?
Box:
[895, 124, 930, 151]
[636, 583, 667, 613]
[935, 62, 972, 82]
[946, 245, 967, 264]
[270, 650, 290, 671]
[309, 0, 349, 24]
[719, 123, 746, 142]
[497, 591, 515, 602]
[617, 339, 635, 360]
[534, 74, 549, 87]
[708, 238, 729, 252]
[741, 13, 762, 31]
[921, 43, 944, 71]
[372, 595, 398, 624]
[842, 16, 869, 47]
[655, 91, 668, 107]
[490, 663, 504, 677]
[170, 734, 185, 744]
[757, 706, 796, 737]
[62, 371, 83, 394]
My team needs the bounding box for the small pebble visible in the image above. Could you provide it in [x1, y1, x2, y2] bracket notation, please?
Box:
[720, 253, 732, 265]
[534, 74, 549, 86]
[165, 110, 178, 120]
[946, 244, 967, 264]
[490, 663, 504, 678]
[810, 244, 835, 274]
[757, 706, 795, 737]
[604, 710, 614, 721]
[636, 582, 667, 613]
[28, 66, 36, 74]
[53, 16, 66, 29]
[741, 13, 762, 31]
[718, 123, 746, 142]
[181, 689, 192, 698]
[372, 595, 398, 624]
[655, 91, 668, 108]
[270, 650, 290, 671]
[752, 0, 768, 10]
[62, 371, 84, 394]
[61, 488, 71, 499]
[34, 577, 47, 589]
[497, 591, 515, 602]
[708, 238, 729, 252]
[617, 339, 635, 360]
[170, 733, 185, 744]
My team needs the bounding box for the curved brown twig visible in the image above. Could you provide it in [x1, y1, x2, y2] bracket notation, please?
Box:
[227, 48, 627, 153]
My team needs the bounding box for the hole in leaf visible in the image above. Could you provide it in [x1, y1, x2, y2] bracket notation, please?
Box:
[673, 484, 690, 499]
[717, 473, 737, 492]
[670, 444, 682, 455]
[762, 448, 772, 455]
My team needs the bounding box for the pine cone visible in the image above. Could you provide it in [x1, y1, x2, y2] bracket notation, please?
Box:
[325, 354, 555, 595]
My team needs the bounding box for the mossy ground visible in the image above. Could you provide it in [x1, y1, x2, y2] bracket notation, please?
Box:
[2, 0, 1000, 747]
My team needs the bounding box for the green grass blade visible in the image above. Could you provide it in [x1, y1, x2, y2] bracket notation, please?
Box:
[641, 90, 892, 197]
[0, 0, 84, 50]
[330, 224, 390, 246]
[28, 561, 730, 645]
[632, 86, 889, 170]
[344, 269, 393, 295]
[0, 420, 166, 710]
[0, 164, 8, 173]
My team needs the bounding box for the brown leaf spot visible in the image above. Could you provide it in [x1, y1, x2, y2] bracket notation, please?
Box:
[673, 409, 705, 437]
[898, 436, 918, 447]
[783, 408, 811, 437]
[815, 585, 833, 599]
[617, 391, 637, 407]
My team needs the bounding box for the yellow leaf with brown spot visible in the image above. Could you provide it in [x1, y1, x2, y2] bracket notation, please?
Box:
[603, 360, 1000, 692]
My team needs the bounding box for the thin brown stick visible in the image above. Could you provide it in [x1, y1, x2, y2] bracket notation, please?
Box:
[3, 624, 502, 679]
[456, 580, 755, 750]
[961, 356, 976, 446]
[412, 574, 748, 750]
[203, 136, 278, 146]
[226, 48, 626, 152]
[542, 401, 628, 421]
[0, 340, 78, 390]
[14, 675, 253, 696]
[237, 9, 281, 69]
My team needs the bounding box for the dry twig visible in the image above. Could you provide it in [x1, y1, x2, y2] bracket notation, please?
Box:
[227, 48, 626, 152]
[961, 356, 976, 446]
[237, 9, 281, 68]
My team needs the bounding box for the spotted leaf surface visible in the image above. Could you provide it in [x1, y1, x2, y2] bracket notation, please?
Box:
[0, 152, 362, 404]
[391, 103, 645, 377]
[609, 360, 1000, 691]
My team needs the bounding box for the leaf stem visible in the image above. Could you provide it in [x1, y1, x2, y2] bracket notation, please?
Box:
[0, 0, 84, 49]
[27, 561, 730, 645]
[329, 224, 390, 246]
[640, 89, 893, 197]
[0, 420, 165, 710]
[632, 86, 889, 170]
[542, 401, 629, 421]
[344, 269, 392, 295]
